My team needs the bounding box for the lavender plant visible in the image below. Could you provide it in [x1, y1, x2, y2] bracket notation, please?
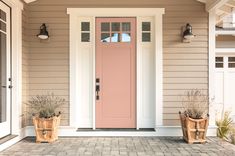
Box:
[27, 92, 65, 118]
[181, 89, 209, 119]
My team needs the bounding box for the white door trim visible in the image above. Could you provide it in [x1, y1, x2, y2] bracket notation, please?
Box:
[67, 8, 165, 129]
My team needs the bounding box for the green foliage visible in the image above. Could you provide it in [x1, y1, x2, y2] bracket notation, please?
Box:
[181, 89, 209, 119]
[27, 92, 65, 118]
[216, 111, 233, 140]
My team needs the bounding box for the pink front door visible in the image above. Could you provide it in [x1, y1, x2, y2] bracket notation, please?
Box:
[96, 18, 136, 128]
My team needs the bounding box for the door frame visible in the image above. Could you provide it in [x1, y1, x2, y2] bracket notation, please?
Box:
[0, 0, 11, 138]
[68, 8, 165, 130]
[0, 0, 23, 135]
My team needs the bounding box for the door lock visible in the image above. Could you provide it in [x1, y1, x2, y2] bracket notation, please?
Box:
[96, 78, 100, 100]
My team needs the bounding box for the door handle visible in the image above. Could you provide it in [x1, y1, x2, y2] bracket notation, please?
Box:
[96, 78, 100, 100]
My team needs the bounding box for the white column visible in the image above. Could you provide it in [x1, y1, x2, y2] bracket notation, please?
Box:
[209, 10, 216, 126]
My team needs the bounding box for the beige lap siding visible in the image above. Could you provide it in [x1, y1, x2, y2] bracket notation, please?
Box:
[24, 0, 208, 126]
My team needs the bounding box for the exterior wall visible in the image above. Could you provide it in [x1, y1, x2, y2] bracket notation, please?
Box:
[22, 3, 29, 127]
[25, 0, 208, 126]
[216, 35, 235, 48]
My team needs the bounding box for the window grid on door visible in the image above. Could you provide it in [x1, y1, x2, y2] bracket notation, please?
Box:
[100, 22, 131, 43]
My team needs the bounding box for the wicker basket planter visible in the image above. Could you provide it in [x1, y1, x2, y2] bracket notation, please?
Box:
[33, 115, 61, 143]
[179, 112, 209, 144]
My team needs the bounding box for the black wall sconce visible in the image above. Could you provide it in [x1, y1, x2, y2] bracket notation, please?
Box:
[37, 23, 49, 40]
[182, 23, 195, 43]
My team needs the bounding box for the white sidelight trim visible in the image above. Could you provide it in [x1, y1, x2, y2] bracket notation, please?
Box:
[209, 11, 216, 126]
[1, 0, 23, 136]
[155, 14, 163, 127]
[67, 8, 165, 129]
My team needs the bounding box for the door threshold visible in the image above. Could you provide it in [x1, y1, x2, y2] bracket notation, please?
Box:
[77, 128, 155, 132]
[0, 135, 18, 145]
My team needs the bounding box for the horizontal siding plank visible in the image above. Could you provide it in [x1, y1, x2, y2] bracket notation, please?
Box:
[163, 35, 207, 42]
[163, 78, 208, 84]
[163, 42, 208, 48]
[164, 47, 208, 54]
[163, 84, 208, 90]
[164, 60, 207, 66]
[29, 60, 68, 66]
[29, 53, 68, 59]
[164, 72, 208, 78]
[164, 54, 208, 60]
[29, 84, 68, 90]
[163, 89, 208, 96]
[163, 120, 180, 126]
[28, 48, 69, 53]
[29, 66, 69, 72]
[29, 72, 68, 78]
[29, 78, 68, 84]
[164, 66, 208, 72]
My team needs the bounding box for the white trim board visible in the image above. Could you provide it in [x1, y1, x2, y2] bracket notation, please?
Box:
[67, 8, 165, 129]
[67, 8, 165, 16]
[216, 48, 235, 53]
[216, 30, 235, 35]
[25, 126, 217, 137]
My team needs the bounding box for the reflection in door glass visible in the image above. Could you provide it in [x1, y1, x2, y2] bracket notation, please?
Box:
[122, 33, 131, 42]
[111, 33, 121, 42]
[0, 32, 7, 123]
[101, 33, 110, 42]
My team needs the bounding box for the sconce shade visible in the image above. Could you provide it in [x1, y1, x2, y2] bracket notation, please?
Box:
[183, 23, 195, 40]
[37, 23, 49, 40]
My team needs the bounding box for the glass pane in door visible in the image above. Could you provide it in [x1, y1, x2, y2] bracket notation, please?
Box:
[0, 31, 7, 123]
